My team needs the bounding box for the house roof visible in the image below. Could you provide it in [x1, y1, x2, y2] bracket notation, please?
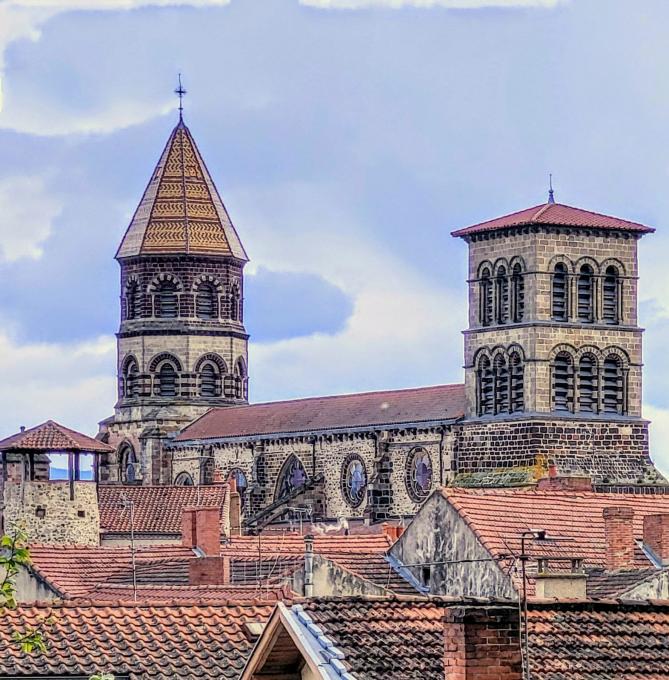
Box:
[528, 600, 669, 679]
[116, 119, 248, 260]
[440, 486, 669, 571]
[451, 201, 654, 238]
[326, 553, 421, 595]
[175, 383, 465, 442]
[0, 420, 113, 454]
[98, 484, 228, 535]
[0, 600, 274, 679]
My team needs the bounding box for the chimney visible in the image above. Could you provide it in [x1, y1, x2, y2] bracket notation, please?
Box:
[229, 477, 242, 537]
[537, 474, 592, 492]
[534, 558, 587, 599]
[189, 555, 231, 586]
[304, 534, 314, 597]
[643, 514, 669, 566]
[182, 505, 221, 556]
[603, 506, 635, 570]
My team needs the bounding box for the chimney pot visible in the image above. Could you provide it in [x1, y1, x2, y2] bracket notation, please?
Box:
[603, 506, 635, 570]
[643, 514, 669, 565]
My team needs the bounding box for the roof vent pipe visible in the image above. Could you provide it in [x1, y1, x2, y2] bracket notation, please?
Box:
[304, 534, 314, 598]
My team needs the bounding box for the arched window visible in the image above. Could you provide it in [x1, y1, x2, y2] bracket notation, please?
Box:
[156, 362, 178, 397]
[495, 266, 509, 324]
[493, 354, 509, 414]
[577, 264, 595, 323]
[174, 471, 194, 486]
[341, 454, 367, 508]
[230, 283, 241, 322]
[552, 263, 569, 321]
[602, 355, 624, 415]
[480, 268, 493, 326]
[199, 362, 221, 398]
[405, 448, 433, 502]
[155, 280, 179, 318]
[196, 282, 217, 319]
[234, 359, 247, 400]
[602, 266, 620, 325]
[510, 352, 524, 413]
[229, 468, 249, 496]
[124, 358, 140, 399]
[512, 263, 524, 322]
[578, 354, 599, 413]
[276, 456, 307, 500]
[552, 352, 574, 412]
[478, 355, 494, 416]
[126, 281, 141, 320]
[119, 444, 139, 484]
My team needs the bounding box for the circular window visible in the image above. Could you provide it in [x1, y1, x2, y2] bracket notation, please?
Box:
[341, 455, 367, 508]
[406, 448, 433, 502]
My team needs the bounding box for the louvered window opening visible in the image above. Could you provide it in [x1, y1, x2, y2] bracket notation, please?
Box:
[578, 356, 598, 413]
[479, 357, 494, 416]
[196, 284, 217, 319]
[158, 363, 178, 397]
[512, 264, 524, 322]
[126, 283, 141, 320]
[494, 356, 510, 414]
[602, 266, 619, 325]
[480, 270, 493, 326]
[553, 354, 574, 412]
[552, 264, 568, 321]
[156, 282, 178, 318]
[510, 353, 524, 413]
[577, 266, 594, 322]
[231, 289, 240, 322]
[602, 356, 624, 414]
[200, 363, 220, 397]
[125, 363, 140, 399]
[496, 267, 509, 324]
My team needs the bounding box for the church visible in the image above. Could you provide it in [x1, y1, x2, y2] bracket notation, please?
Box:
[95, 113, 666, 531]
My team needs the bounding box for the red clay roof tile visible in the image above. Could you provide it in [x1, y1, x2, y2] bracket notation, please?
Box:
[0, 420, 113, 453]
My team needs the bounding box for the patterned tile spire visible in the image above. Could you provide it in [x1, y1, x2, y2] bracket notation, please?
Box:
[116, 119, 248, 260]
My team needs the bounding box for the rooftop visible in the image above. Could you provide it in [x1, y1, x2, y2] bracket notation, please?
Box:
[0, 420, 113, 454]
[451, 201, 654, 238]
[175, 383, 465, 442]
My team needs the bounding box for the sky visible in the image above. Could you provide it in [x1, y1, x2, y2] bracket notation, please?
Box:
[1, 0, 669, 471]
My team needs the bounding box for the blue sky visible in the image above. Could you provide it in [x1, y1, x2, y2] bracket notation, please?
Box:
[2, 0, 669, 470]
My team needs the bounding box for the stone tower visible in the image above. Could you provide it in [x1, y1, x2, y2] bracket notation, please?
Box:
[451, 200, 665, 487]
[99, 117, 249, 485]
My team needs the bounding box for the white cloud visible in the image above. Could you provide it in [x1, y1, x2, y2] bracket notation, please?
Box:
[0, 328, 116, 439]
[0, 176, 62, 262]
[300, 0, 565, 8]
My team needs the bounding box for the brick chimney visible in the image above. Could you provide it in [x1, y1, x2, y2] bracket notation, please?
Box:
[603, 506, 635, 570]
[229, 477, 242, 537]
[182, 506, 221, 556]
[643, 514, 669, 566]
[537, 474, 592, 492]
[189, 555, 231, 586]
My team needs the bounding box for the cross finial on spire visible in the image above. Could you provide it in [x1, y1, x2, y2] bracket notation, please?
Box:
[548, 173, 555, 204]
[175, 73, 187, 120]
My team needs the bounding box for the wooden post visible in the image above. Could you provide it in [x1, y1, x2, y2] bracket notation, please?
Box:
[68, 451, 74, 501]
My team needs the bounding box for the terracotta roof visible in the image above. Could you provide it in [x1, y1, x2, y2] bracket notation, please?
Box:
[441, 486, 669, 571]
[297, 598, 446, 679]
[327, 553, 421, 595]
[451, 201, 654, 237]
[98, 484, 227, 535]
[0, 601, 274, 679]
[175, 383, 465, 441]
[116, 119, 248, 260]
[528, 600, 669, 679]
[0, 420, 113, 453]
[585, 567, 662, 599]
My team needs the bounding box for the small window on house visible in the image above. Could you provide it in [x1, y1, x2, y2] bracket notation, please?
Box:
[578, 354, 599, 413]
[48, 453, 69, 481]
[196, 282, 217, 319]
[495, 266, 509, 324]
[199, 362, 220, 398]
[602, 355, 624, 415]
[602, 266, 620, 325]
[510, 352, 524, 413]
[577, 265, 595, 322]
[157, 362, 178, 397]
[480, 268, 493, 326]
[512, 263, 525, 322]
[552, 353, 574, 412]
[552, 263, 569, 321]
[493, 354, 509, 414]
[155, 280, 178, 318]
[478, 355, 494, 416]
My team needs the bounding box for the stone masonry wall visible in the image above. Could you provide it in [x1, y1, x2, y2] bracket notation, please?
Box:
[3, 481, 100, 546]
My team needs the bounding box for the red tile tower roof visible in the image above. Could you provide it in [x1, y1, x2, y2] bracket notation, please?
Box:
[451, 201, 654, 238]
[0, 420, 113, 454]
[175, 383, 465, 442]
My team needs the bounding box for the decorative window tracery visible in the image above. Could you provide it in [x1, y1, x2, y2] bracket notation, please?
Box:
[405, 448, 433, 502]
[276, 456, 307, 500]
[341, 454, 367, 508]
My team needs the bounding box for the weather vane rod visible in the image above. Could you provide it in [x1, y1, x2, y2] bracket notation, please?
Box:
[175, 73, 187, 120]
[548, 173, 555, 204]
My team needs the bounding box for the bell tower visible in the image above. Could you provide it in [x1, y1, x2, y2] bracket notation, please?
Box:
[451, 199, 665, 487]
[99, 115, 249, 485]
